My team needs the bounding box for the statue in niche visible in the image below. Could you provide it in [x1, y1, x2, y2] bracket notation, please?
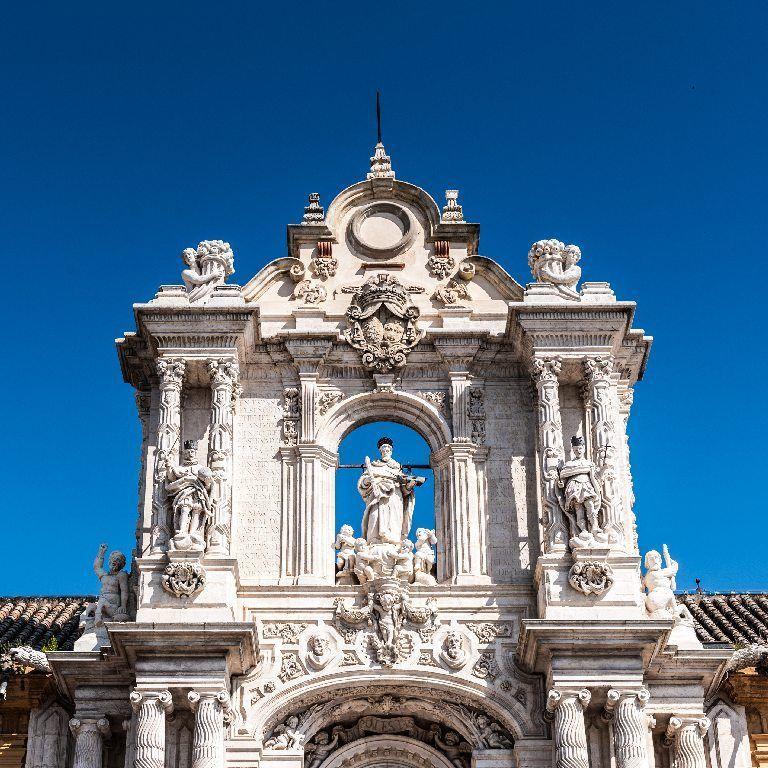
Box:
[360, 437, 425, 546]
[643, 544, 679, 618]
[556, 436, 606, 549]
[165, 440, 214, 553]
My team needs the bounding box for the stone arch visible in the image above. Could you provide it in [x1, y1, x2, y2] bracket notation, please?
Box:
[255, 669, 538, 747]
[319, 736, 456, 768]
[316, 391, 452, 455]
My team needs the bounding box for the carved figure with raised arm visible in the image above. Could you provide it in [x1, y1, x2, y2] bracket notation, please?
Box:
[264, 716, 304, 750]
[180, 240, 235, 304]
[413, 527, 438, 585]
[557, 436, 604, 546]
[164, 440, 214, 552]
[92, 544, 129, 627]
[359, 437, 425, 546]
[643, 544, 679, 618]
[305, 730, 341, 768]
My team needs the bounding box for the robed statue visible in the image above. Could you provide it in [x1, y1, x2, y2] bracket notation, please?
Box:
[359, 437, 425, 546]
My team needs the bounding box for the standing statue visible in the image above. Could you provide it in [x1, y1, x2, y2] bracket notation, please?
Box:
[359, 438, 425, 546]
[413, 528, 438, 585]
[557, 436, 604, 546]
[643, 544, 679, 618]
[164, 440, 214, 552]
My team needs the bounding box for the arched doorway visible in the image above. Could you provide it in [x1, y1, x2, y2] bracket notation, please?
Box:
[316, 736, 456, 768]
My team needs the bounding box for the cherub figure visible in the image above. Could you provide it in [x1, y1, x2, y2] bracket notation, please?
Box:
[264, 716, 304, 750]
[352, 538, 376, 584]
[393, 539, 415, 582]
[334, 524, 357, 583]
[475, 715, 512, 749]
[305, 730, 340, 768]
[180, 240, 234, 304]
[643, 544, 679, 618]
[431, 727, 471, 768]
[413, 528, 438, 585]
[92, 544, 129, 627]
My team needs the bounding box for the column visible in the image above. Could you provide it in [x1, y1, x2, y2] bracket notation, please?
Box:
[188, 690, 233, 768]
[130, 690, 174, 768]
[665, 717, 710, 768]
[583, 356, 624, 544]
[207, 358, 240, 555]
[69, 718, 110, 768]
[545, 689, 591, 768]
[604, 689, 651, 768]
[617, 385, 638, 552]
[151, 358, 185, 554]
[531, 356, 566, 552]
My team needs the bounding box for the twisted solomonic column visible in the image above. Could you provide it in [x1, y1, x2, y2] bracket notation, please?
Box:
[665, 717, 711, 768]
[188, 690, 234, 768]
[604, 689, 651, 768]
[546, 689, 591, 768]
[69, 718, 110, 768]
[532, 356, 567, 551]
[130, 690, 174, 768]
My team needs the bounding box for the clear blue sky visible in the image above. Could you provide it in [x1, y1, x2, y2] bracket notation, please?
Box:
[1, 2, 765, 595]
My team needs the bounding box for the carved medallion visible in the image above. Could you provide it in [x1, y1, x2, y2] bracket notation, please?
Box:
[343, 274, 424, 373]
[162, 561, 206, 598]
[568, 560, 614, 596]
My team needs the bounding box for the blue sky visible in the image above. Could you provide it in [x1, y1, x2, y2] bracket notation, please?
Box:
[1, 1, 766, 595]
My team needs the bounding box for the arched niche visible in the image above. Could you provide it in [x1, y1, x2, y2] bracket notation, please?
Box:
[319, 736, 457, 768]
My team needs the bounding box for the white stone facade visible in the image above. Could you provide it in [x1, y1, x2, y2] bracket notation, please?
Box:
[36, 144, 745, 768]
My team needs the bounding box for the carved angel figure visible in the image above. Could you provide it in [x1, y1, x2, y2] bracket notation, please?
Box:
[264, 716, 304, 750]
[643, 544, 678, 618]
[475, 715, 513, 749]
[181, 240, 235, 304]
[165, 440, 214, 553]
[334, 524, 357, 583]
[528, 239, 582, 299]
[413, 527, 438, 585]
[431, 727, 472, 768]
[305, 731, 340, 768]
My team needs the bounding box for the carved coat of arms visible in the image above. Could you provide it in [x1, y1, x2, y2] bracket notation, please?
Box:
[343, 274, 424, 373]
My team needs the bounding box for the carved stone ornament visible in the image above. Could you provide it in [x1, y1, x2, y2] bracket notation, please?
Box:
[427, 241, 455, 279]
[311, 240, 337, 279]
[282, 387, 300, 445]
[439, 632, 468, 670]
[180, 240, 235, 304]
[293, 279, 327, 304]
[301, 192, 325, 225]
[162, 560, 206, 598]
[643, 544, 678, 617]
[527, 239, 582, 299]
[7, 646, 51, 672]
[441, 190, 464, 223]
[433, 279, 470, 306]
[343, 274, 424, 373]
[467, 388, 486, 445]
[568, 560, 614, 596]
[466, 622, 513, 643]
[262, 622, 309, 643]
[318, 390, 345, 414]
[472, 651, 500, 681]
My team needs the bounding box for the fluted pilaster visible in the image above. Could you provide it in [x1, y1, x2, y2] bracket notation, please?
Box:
[546, 689, 591, 768]
[189, 690, 233, 768]
[130, 690, 174, 768]
[69, 718, 110, 768]
[666, 716, 710, 768]
[604, 689, 651, 768]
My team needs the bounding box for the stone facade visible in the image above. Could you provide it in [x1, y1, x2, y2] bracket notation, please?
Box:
[0, 143, 759, 768]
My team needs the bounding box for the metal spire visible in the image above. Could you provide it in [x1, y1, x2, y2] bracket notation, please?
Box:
[368, 90, 395, 179]
[376, 90, 382, 144]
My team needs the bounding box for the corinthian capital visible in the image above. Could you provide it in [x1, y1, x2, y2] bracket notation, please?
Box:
[583, 356, 614, 382]
[207, 358, 240, 387]
[532, 356, 562, 383]
[156, 358, 186, 388]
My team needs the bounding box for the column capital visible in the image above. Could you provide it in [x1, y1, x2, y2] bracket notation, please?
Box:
[665, 715, 710, 741]
[69, 717, 111, 738]
[603, 687, 649, 720]
[531, 355, 562, 382]
[583, 354, 614, 382]
[188, 689, 235, 723]
[156, 357, 186, 387]
[545, 688, 591, 718]
[207, 357, 240, 385]
[130, 689, 174, 714]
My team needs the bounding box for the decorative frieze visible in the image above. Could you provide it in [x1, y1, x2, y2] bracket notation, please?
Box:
[465, 622, 513, 643]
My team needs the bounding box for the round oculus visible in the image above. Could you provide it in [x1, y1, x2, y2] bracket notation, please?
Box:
[348, 202, 414, 259]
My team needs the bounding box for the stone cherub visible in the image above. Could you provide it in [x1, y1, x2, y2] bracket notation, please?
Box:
[528, 239, 582, 299]
[643, 544, 679, 618]
[264, 715, 304, 750]
[164, 440, 214, 552]
[475, 714, 513, 749]
[180, 240, 235, 304]
[305, 730, 341, 768]
[430, 726, 471, 768]
[413, 527, 438, 585]
[334, 524, 357, 583]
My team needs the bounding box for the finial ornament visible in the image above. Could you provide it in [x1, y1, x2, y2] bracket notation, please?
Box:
[301, 193, 325, 225]
[441, 189, 464, 223]
[368, 142, 395, 179]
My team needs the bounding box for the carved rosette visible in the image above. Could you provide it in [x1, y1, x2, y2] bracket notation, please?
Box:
[343, 274, 424, 373]
[568, 560, 614, 596]
[531, 356, 567, 551]
[546, 689, 591, 768]
[162, 561, 206, 598]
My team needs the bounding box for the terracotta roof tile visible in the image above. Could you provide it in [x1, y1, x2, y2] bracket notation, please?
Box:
[0, 596, 92, 652]
[679, 593, 768, 645]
